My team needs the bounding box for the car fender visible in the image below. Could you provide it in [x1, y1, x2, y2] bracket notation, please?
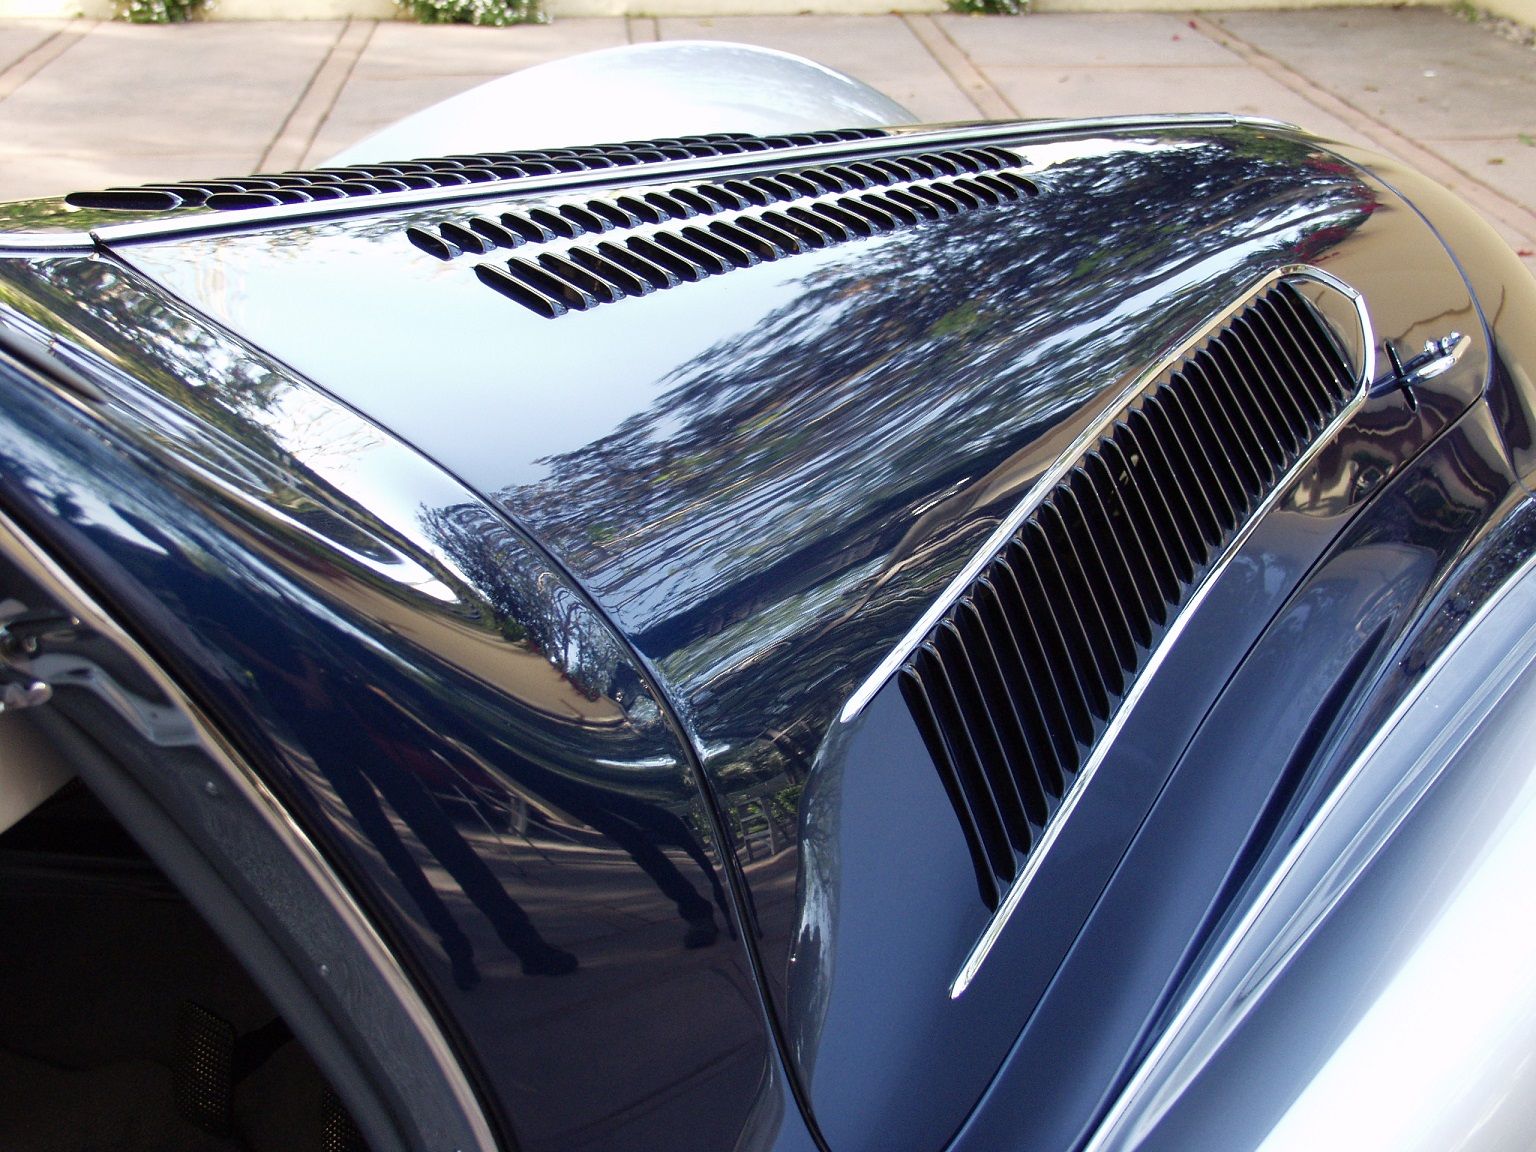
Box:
[325, 40, 919, 166]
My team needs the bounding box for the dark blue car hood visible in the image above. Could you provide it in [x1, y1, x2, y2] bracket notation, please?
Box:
[103, 117, 1493, 1152]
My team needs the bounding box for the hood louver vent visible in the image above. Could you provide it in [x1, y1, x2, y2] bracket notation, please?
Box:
[62, 128, 889, 213]
[425, 146, 1033, 318]
[408, 146, 1019, 259]
[897, 279, 1359, 918]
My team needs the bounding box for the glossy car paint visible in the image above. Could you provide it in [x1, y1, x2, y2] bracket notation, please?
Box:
[1340, 145, 1536, 494]
[948, 399, 1521, 1152]
[0, 484, 496, 1152]
[0, 272, 801, 1152]
[0, 112, 1532, 1152]
[1086, 498, 1536, 1152]
[114, 118, 1493, 1152]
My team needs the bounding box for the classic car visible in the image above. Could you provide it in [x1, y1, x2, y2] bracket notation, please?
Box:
[1, 39, 1535, 1152]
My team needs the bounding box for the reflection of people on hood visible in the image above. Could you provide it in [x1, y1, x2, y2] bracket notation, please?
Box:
[281, 653, 577, 990]
[422, 505, 734, 953]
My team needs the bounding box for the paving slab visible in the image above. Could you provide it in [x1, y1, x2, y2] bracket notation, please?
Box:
[657, 15, 983, 121]
[304, 18, 630, 163]
[902, 14, 1015, 117]
[1430, 136, 1536, 219]
[0, 19, 86, 105]
[0, 17, 58, 70]
[0, 21, 341, 196]
[346, 14, 627, 73]
[977, 62, 1365, 142]
[1211, 8, 1536, 141]
[306, 72, 519, 163]
[934, 12, 1242, 68]
[1203, 7, 1534, 273]
[0, 10, 1528, 281]
[1481, 208, 1536, 259]
[0, 147, 258, 202]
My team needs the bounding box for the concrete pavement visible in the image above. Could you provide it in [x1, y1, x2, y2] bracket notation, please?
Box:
[0, 9, 1531, 271]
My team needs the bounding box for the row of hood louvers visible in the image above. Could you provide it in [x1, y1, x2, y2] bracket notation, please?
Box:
[406, 145, 1036, 318]
[898, 280, 1356, 911]
[61, 128, 888, 213]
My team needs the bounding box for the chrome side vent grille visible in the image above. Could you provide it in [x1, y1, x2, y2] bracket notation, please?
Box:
[62, 128, 889, 212]
[897, 279, 1359, 913]
[432, 148, 1034, 318]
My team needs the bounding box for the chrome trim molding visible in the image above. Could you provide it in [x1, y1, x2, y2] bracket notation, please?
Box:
[0, 234, 99, 254]
[0, 115, 1243, 253]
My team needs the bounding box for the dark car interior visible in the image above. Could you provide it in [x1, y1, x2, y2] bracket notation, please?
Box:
[0, 775, 363, 1152]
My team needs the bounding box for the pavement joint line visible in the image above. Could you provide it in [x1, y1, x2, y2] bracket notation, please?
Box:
[626, 15, 660, 42]
[945, 62, 1276, 70]
[902, 13, 1016, 120]
[1190, 14, 1536, 246]
[1425, 134, 1535, 142]
[0, 21, 94, 104]
[265, 17, 377, 174]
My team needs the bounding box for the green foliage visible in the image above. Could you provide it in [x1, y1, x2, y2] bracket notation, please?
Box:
[769, 784, 804, 827]
[1450, 0, 1536, 48]
[945, 0, 1025, 15]
[927, 299, 986, 340]
[400, 0, 545, 26]
[117, 0, 202, 22]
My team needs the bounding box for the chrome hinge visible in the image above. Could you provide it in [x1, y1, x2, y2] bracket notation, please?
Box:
[0, 607, 80, 713]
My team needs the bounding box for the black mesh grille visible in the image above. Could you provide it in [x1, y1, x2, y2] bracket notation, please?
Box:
[898, 280, 1357, 910]
[62, 128, 888, 212]
[449, 147, 1035, 318]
